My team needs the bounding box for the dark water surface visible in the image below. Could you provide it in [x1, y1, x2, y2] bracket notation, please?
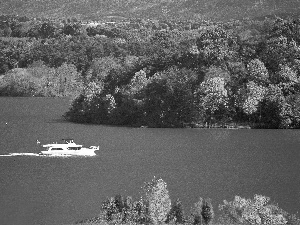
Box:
[0, 97, 299, 225]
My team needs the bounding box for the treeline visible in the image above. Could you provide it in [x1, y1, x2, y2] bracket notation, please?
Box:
[77, 177, 300, 225]
[0, 62, 82, 97]
[1, 15, 300, 128]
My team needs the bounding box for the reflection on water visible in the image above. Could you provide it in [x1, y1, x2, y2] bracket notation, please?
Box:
[207, 129, 231, 141]
[0, 97, 299, 225]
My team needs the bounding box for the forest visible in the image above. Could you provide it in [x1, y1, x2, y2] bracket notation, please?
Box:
[1, 14, 300, 128]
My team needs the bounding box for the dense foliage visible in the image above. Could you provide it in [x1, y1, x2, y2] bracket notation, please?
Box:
[76, 177, 300, 225]
[1, 14, 300, 128]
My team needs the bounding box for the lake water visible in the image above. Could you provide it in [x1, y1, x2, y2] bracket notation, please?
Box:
[0, 97, 299, 225]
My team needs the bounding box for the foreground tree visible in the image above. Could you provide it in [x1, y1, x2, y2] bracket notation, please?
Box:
[191, 197, 214, 225]
[142, 177, 171, 224]
[166, 198, 185, 224]
[219, 195, 288, 224]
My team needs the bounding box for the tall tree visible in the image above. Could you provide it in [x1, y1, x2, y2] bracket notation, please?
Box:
[142, 177, 171, 225]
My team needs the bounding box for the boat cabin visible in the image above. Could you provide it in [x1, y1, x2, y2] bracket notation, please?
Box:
[62, 139, 75, 144]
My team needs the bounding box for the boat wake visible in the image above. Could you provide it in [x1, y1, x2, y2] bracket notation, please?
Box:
[0, 153, 97, 157]
[0, 153, 39, 157]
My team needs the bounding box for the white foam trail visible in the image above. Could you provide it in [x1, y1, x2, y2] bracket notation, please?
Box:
[0, 153, 97, 157]
[10, 153, 40, 156]
[0, 153, 40, 157]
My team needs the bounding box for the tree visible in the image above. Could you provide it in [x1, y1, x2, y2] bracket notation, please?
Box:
[242, 81, 266, 116]
[219, 195, 288, 225]
[201, 198, 214, 225]
[286, 94, 300, 128]
[276, 65, 299, 95]
[123, 196, 134, 222]
[63, 22, 82, 36]
[39, 22, 56, 38]
[247, 59, 269, 84]
[196, 26, 237, 67]
[55, 63, 82, 97]
[132, 199, 149, 223]
[88, 56, 122, 83]
[269, 17, 300, 44]
[3, 26, 12, 37]
[191, 197, 214, 225]
[259, 84, 285, 128]
[166, 198, 185, 224]
[124, 69, 149, 96]
[260, 36, 300, 74]
[143, 67, 199, 127]
[191, 197, 204, 225]
[198, 67, 230, 125]
[101, 196, 119, 221]
[142, 177, 171, 225]
[0, 68, 39, 96]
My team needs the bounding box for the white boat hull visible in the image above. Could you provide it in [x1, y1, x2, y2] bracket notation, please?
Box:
[41, 148, 97, 156]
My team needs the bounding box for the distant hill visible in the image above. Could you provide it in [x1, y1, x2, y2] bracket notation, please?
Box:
[1, 0, 300, 21]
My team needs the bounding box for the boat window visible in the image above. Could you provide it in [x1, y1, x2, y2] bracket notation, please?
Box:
[67, 147, 81, 150]
[51, 148, 64, 150]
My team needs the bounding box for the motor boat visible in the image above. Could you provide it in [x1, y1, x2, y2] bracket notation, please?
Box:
[41, 139, 99, 156]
